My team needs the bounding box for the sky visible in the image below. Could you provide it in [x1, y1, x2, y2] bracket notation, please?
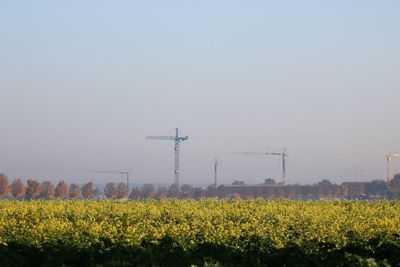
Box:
[0, 1, 399, 185]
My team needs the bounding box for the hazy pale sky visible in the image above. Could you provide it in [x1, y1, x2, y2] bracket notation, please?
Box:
[1, 1, 399, 185]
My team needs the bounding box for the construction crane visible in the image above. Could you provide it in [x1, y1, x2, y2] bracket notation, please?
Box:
[232, 148, 288, 185]
[86, 170, 131, 189]
[214, 158, 219, 188]
[146, 128, 189, 188]
[386, 153, 400, 184]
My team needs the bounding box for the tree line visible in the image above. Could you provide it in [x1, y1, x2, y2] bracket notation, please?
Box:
[1, 173, 400, 200]
[0, 173, 216, 200]
[230, 176, 400, 199]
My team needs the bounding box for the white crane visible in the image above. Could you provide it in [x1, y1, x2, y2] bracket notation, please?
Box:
[214, 158, 219, 188]
[146, 128, 189, 188]
[232, 148, 288, 185]
[386, 153, 400, 184]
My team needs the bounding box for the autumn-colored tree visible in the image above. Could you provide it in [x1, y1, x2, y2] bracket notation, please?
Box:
[141, 184, 156, 199]
[156, 187, 168, 199]
[284, 185, 296, 199]
[40, 181, 56, 199]
[331, 184, 344, 195]
[167, 183, 180, 198]
[82, 182, 95, 199]
[69, 183, 81, 198]
[230, 193, 241, 200]
[129, 187, 141, 199]
[181, 184, 193, 199]
[0, 173, 11, 197]
[55, 181, 69, 199]
[26, 180, 41, 200]
[116, 183, 129, 199]
[11, 179, 26, 199]
[104, 182, 117, 199]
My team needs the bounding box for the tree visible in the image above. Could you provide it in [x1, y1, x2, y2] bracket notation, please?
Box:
[82, 182, 95, 199]
[94, 188, 102, 198]
[141, 184, 156, 199]
[55, 181, 69, 199]
[206, 185, 217, 197]
[69, 183, 81, 198]
[104, 182, 117, 199]
[232, 180, 245, 185]
[318, 179, 333, 196]
[11, 179, 26, 199]
[129, 187, 141, 199]
[116, 183, 129, 199]
[318, 179, 333, 187]
[156, 187, 168, 199]
[40, 181, 56, 199]
[193, 187, 206, 199]
[263, 178, 276, 185]
[26, 180, 41, 199]
[167, 183, 180, 198]
[0, 173, 11, 197]
[331, 184, 344, 196]
[389, 173, 400, 192]
[180, 184, 193, 199]
[366, 179, 388, 197]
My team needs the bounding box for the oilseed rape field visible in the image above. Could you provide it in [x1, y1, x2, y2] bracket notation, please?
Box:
[0, 199, 399, 266]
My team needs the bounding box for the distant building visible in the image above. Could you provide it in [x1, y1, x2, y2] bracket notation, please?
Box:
[341, 182, 368, 197]
[218, 182, 371, 199]
[219, 185, 298, 199]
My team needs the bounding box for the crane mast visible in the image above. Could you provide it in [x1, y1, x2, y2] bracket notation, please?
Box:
[146, 128, 189, 188]
[214, 158, 219, 188]
[386, 153, 400, 184]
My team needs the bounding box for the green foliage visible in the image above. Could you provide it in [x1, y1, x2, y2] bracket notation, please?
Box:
[263, 178, 276, 185]
[0, 199, 399, 266]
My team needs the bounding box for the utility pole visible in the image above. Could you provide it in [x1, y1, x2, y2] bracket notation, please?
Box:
[146, 128, 189, 188]
[232, 147, 288, 185]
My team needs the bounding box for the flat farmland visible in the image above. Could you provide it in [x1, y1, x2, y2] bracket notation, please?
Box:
[0, 199, 399, 266]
